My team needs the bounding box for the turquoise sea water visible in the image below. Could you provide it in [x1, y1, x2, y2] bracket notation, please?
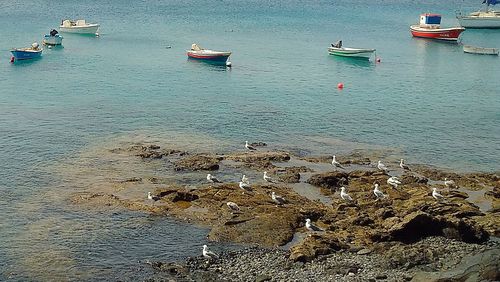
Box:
[1, 0, 499, 280]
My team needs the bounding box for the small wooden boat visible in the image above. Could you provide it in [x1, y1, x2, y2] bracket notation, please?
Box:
[11, 42, 42, 61]
[43, 29, 63, 45]
[187, 44, 231, 63]
[410, 14, 465, 41]
[328, 46, 376, 59]
[60, 19, 100, 35]
[463, 45, 499, 55]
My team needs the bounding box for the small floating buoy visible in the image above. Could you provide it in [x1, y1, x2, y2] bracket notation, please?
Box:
[226, 61, 232, 67]
[10, 57, 14, 63]
[337, 82, 344, 89]
[376, 57, 381, 63]
[47, 45, 52, 49]
[95, 32, 100, 37]
[166, 45, 172, 49]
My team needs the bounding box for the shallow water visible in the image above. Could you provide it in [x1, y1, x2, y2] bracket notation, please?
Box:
[0, 0, 499, 280]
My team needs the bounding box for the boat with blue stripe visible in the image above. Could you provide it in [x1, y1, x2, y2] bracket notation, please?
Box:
[10, 42, 42, 61]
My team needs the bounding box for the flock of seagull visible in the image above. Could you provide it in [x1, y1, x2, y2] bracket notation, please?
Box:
[147, 141, 458, 259]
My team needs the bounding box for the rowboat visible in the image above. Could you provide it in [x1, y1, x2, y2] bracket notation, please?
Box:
[187, 44, 231, 63]
[463, 45, 499, 55]
[410, 14, 465, 41]
[457, 0, 500, 28]
[60, 19, 100, 35]
[327, 47, 376, 59]
[11, 43, 42, 61]
[43, 29, 63, 46]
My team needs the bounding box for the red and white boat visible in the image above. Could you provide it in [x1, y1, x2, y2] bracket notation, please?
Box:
[410, 14, 465, 41]
[187, 43, 231, 63]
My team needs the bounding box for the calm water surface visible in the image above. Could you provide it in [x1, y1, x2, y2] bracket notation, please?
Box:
[0, 0, 499, 280]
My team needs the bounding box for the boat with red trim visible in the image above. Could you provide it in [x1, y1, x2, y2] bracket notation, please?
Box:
[410, 13, 465, 41]
[10, 42, 43, 61]
[187, 44, 231, 63]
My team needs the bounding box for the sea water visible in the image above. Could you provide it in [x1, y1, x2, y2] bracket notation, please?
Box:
[0, 0, 499, 280]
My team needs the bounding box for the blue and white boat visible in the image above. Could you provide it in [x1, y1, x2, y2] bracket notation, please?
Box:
[43, 29, 63, 45]
[11, 42, 42, 61]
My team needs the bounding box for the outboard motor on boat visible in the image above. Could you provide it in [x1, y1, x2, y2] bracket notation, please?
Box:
[331, 40, 342, 48]
[50, 29, 58, 36]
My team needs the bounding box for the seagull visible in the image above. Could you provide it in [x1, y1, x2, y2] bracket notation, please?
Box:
[271, 191, 286, 205]
[373, 183, 385, 199]
[331, 155, 344, 169]
[147, 192, 160, 201]
[245, 141, 256, 151]
[226, 201, 240, 212]
[400, 159, 410, 171]
[241, 174, 249, 184]
[202, 245, 218, 259]
[207, 173, 221, 183]
[444, 178, 457, 188]
[239, 181, 251, 191]
[340, 187, 353, 202]
[263, 171, 274, 182]
[387, 176, 402, 189]
[377, 160, 388, 172]
[305, 218, 324, 232]
[432, 188, 444, 200]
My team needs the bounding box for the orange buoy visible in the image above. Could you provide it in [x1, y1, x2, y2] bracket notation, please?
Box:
[337, 83, 344, 89]
[10, 57, 14, 63]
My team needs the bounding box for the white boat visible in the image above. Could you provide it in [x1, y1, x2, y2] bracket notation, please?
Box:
[328, 46, 376, 59]
[463, 45, 499, 55]
[457, 0, 500, 28]
[59, 19, 100, 35]
[42, 29, 63, 45]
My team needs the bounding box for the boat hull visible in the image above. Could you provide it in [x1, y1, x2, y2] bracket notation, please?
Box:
[457, 17, 500, 28]
[59, 24, 100, 34]
[327, 47, 375, 59]
[10, 50, 42, 60]
[187, 51, 231, 62]
[43, 35, 63, 45]
[410, 25, 465, 41]
[463, 45, 499, 55]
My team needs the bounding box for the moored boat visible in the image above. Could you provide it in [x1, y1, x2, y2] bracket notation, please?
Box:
[410, 14, 465, 41]
[327, 41, 375, 59]
[456, 0, 500, 28]
[43, 29, 63, 45]
[463, 45, 499, 55]
[187, 44, 231, 63]
[59, 19, 100, 35]
[11, 42, 42, 61]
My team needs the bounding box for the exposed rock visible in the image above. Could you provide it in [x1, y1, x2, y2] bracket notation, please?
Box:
[254, 274, 271, 282]
[174, 154, 221, 171]
[225, 152, 290, 170]
[307, 171, 349, 189]
[270, 166, 310, 183]
[289, 234, 344, 262]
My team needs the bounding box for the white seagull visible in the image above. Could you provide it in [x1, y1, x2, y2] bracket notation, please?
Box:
[245, 141, 256, 151]
[305, 218, 324, 232]
[241, 174, 249, 184]
[271, 191, 286, 205]
[444, 178, 457, 188]
[226, 201, 240, 212]
[373, 183, 385, 199]
[400, 159, 410, 171]
[387, 176, 402, 189]
[377, 160, 388, 172]
[340, 187, 353, 202]
[147, 192, 160, 201]
[263, 171, 274, 182]
[239, 181, 251, 191]
[202, 245, 218, 259]
[331, 155, 344, 169]
[207, 173, 221, 183]
[432, 188, 444, 200]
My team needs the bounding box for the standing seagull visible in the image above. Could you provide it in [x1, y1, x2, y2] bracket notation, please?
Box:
[387, 176, 402, 189]
[202, 245, 218, 259]
[373, 183, 385, 200]
[207, 173, 221, 183]
[305, 218, 324, 232]
[239, 181, 251, 191]
[147, 192, 160, 202]
[340, 187, 353, 202]
[377, 160, 388, 172]
[400, 159, 410, 171]
[444, 178, 457, 188]
[331, 155, 344, 169]
[245, 141, 256, 151]
[226, 201, 240, 212]
[263, 171, 274, 182]
[432, 188, 444, 200]
[271, 191, 286, 205]
[241, 174, 249, 184]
